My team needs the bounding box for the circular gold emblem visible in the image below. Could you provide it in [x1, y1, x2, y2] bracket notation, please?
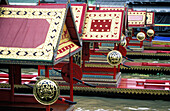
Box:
[107, 50, 122, 66]
[33, 78, 60, 105]
[136, 32, 146, 41]
[147, 29, 154, 37]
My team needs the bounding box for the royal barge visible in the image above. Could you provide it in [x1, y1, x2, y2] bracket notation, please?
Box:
[0, 2, 170, 111]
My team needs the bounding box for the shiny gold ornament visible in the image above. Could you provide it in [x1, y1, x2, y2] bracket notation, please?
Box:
[107, 50, 122, 66]
[147, 29, 154, 37]
[136, 32, 146, 41]
[33, 78, 60, 105]
[120, 38, 127, 47]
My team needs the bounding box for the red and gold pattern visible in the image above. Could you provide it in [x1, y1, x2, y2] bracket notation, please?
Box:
[88, 6, 96, 10]
[56, 24, 80, 61]
[90, 19, 112, 32]
[100, 7, 133, 12]
[146, 12, 154, 25]
[0, 5, 81, 65]
[0, 6, 66, 62]
[71, 4, 87, 34]
[82, 10, 124, 42]
[128, 11, 146, 27]
[100, 7, 124, 11]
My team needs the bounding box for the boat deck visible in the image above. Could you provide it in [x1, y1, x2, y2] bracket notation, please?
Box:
[118, 78, 170, 90]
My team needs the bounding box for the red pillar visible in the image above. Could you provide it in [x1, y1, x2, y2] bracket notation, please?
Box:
[140, 29, 144, 48]
[93, 43, 95, 52]
[113, 66, 117, 79]
[82, 60, 85, 71]
[38, 65, 40, 76]
[9, 65, 14, 102]
[140, 28, 143, 32]
[82, 42, 90, 61]
[9, 65, 21, 85]
[132, 28, 134, 37]
[38, 0, 40, 5]
[69, 56, 74, 102]
[99, 42, 102, 46]
[118, 64, 120, 72]
[46, 105, 50, 111]
[114, 43, 116, 49]
[150, 26, 154, 42]
[149, 36, 152, 42]
[94, 42, 98, 49]
[140, 41, 143, 48]
[15, 65, 21, 85]
[45, 66, 49, 78]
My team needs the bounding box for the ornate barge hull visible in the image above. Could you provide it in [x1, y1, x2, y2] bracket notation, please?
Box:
[0, 72, 170, 101]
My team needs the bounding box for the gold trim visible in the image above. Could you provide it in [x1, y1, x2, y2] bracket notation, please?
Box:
[0, 7, 66, 61]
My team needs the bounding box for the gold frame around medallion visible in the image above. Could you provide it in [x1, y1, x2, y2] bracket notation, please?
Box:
[107, 50, 122, 66]
[33, 78, 60, 105]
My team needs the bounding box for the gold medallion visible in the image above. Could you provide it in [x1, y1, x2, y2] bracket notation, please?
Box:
[33, 78, 60, 105]
[136, 32, 146, 41]
[107, 50, 122, 66]
[147, 29, 154, 37]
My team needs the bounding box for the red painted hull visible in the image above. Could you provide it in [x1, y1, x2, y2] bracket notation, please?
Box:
[0, 88, 74, 111]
